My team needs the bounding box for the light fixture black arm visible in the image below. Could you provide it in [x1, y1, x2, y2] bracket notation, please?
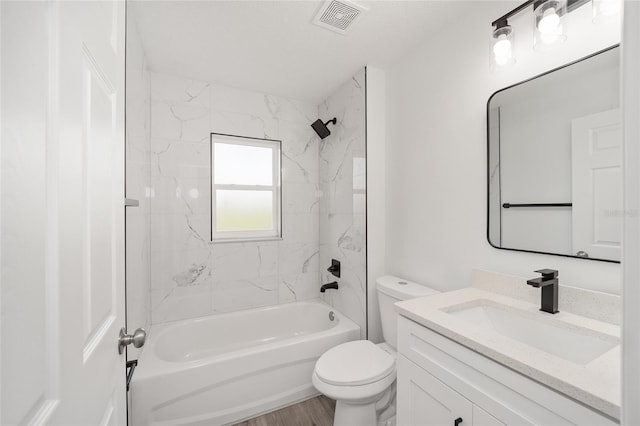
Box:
[491, 0, 589, 28]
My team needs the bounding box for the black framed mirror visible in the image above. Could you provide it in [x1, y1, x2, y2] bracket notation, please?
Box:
[487, 45, 620, 263]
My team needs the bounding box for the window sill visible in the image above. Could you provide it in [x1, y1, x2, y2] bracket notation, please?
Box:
[212, 236, 283, 244]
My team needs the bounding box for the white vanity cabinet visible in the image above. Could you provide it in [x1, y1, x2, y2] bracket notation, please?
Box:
[398, 355, 504, 426]
[396, 316, 618, 426]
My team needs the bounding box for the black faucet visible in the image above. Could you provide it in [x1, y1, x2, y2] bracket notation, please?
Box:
[320, 281, 339, 293]
[526, 269, 559, 314]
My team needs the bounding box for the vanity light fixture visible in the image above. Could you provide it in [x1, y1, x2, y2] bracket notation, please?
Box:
[490, 0, 617, 69]
[491, 19, 515, 69]
[592, 0, 622, 22]
[533, 0, 567, 50]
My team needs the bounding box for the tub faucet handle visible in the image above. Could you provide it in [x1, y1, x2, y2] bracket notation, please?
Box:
[327, 259, 341, 278]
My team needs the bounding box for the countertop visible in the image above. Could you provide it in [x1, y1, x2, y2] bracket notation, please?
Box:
[395, 286, 621, 420]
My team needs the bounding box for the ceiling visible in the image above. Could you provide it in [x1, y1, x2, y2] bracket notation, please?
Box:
[130, 0, 475, 103]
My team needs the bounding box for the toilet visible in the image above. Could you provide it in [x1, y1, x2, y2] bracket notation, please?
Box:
[312, 276, 440, 426]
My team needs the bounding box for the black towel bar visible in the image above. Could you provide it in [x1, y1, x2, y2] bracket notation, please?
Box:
[502, 203, 572, 208]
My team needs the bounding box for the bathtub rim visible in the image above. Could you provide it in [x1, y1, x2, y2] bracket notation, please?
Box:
[133, 298, 360, 379]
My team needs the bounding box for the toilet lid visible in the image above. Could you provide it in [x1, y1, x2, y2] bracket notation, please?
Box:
[315, 340, 395, 386]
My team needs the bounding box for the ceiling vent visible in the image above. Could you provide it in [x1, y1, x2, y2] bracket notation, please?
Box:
[312, 0, 368, 35]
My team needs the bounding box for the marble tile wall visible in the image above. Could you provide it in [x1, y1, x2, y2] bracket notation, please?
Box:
[125, 19, 151, 358]
[149, 72, 321, 325]
[318, 69, 368, 339]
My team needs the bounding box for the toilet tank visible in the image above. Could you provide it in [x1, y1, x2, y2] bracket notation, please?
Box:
[376, 276, 440, 350]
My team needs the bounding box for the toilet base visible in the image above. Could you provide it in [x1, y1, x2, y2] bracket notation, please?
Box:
[330, 382, 395, 426]
[334, 400, 377, 426]
[376, 380, 396, 426]
[379, 414, 396, 426]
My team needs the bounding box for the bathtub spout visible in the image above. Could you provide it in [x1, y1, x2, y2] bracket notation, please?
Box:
[320, 282, 339, 293]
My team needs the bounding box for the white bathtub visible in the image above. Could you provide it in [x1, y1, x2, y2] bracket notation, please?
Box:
[130, 299, 360, 425]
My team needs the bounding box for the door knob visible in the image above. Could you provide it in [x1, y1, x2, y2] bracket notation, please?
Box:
[118, 327, 146, 354]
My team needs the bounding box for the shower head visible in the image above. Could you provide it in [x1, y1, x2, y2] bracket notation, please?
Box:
[311, 117, 337, 139]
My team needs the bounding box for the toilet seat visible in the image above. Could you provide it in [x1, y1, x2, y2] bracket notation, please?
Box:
[315, 340, 395, 386]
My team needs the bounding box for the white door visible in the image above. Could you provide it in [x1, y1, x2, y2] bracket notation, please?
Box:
[1, 1, 127, 424]
[397, 355, 473, 426]
[571, 109, 622, 261]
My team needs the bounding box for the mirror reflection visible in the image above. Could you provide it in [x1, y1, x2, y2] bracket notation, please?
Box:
[487, 46, 620, 262]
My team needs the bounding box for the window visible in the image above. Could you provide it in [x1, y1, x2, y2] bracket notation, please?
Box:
[211, 133, 281, 241]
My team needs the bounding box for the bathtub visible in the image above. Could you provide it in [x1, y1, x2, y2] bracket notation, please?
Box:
[130, 299, 360, 425]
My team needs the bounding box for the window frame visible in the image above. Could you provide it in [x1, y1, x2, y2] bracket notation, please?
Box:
[210, 133, 282, 243]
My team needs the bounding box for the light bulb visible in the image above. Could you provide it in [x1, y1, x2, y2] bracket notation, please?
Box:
[533, 1, 566, 50]
[491, 24, 515, 70]
[493, 37, 512, 66]
[538, 8, 560, 34]
[593, 0, 621, 21]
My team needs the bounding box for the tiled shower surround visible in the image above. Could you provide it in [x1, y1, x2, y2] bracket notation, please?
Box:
[146, 71, 367, 336]
[319, 70, 367, 339]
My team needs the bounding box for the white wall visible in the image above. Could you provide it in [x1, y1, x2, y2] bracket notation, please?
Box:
[386, 2, 622, 294]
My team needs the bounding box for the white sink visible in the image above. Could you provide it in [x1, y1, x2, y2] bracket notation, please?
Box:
[446, 300, 619, 365]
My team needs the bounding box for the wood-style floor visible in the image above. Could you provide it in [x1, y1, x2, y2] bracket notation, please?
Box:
[233, 395, 336, 426]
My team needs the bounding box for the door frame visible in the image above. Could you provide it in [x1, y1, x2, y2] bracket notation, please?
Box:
[622, 1, 640, 424]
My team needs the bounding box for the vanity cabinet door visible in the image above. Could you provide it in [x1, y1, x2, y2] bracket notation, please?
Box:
[397, 355, 473, 426]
